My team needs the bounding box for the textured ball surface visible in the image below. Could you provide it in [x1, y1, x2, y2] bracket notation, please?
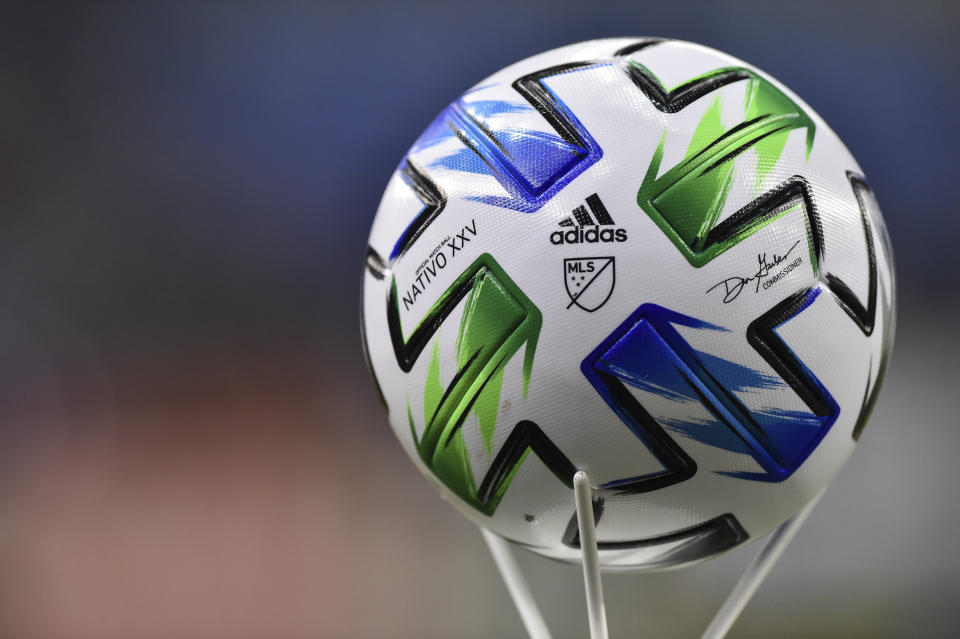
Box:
[361, 38, 895, 570]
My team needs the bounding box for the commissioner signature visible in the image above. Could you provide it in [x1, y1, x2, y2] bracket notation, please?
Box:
[706, 240, 802, 303]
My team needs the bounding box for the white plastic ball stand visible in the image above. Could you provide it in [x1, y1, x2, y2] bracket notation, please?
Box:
[481, 471, 826, 639]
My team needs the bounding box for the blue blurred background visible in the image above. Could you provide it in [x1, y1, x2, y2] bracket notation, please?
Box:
[0, 1, 957, 637]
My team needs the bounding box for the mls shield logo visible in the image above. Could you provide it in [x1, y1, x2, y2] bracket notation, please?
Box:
[564, 257, 615, 312]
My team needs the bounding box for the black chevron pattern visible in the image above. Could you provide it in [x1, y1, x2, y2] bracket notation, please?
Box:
[389, 159, 447, 262]
[624, 64, 751, 114]
[560, 502, 747, 568]
[823, 173, 879, 336]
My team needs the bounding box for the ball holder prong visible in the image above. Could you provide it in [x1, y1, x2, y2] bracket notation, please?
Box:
[482, 528, 554, 639]
[700, 487, 826, 639]
[574, 471, 610, 639]
[485, 474, 825, 639]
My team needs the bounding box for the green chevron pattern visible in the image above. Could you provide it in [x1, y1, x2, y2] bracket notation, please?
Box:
[636, 65, 816, 267]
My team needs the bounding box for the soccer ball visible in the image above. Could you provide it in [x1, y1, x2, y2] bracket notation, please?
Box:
[360, 38, 895, 570]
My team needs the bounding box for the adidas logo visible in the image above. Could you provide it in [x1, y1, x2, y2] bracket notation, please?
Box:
[549, 193, 628, 245]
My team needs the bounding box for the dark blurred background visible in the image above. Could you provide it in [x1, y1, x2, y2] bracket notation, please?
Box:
[0, 1, 957, 638]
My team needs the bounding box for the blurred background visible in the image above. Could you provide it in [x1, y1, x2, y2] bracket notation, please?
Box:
[0, 1, 957, 637]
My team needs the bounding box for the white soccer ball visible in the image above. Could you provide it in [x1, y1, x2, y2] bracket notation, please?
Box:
[361, 38, 895, 570]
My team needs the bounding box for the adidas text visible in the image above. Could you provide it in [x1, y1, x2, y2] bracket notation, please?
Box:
[550, 193, 627, 245]
[550, 227, 628, 244]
